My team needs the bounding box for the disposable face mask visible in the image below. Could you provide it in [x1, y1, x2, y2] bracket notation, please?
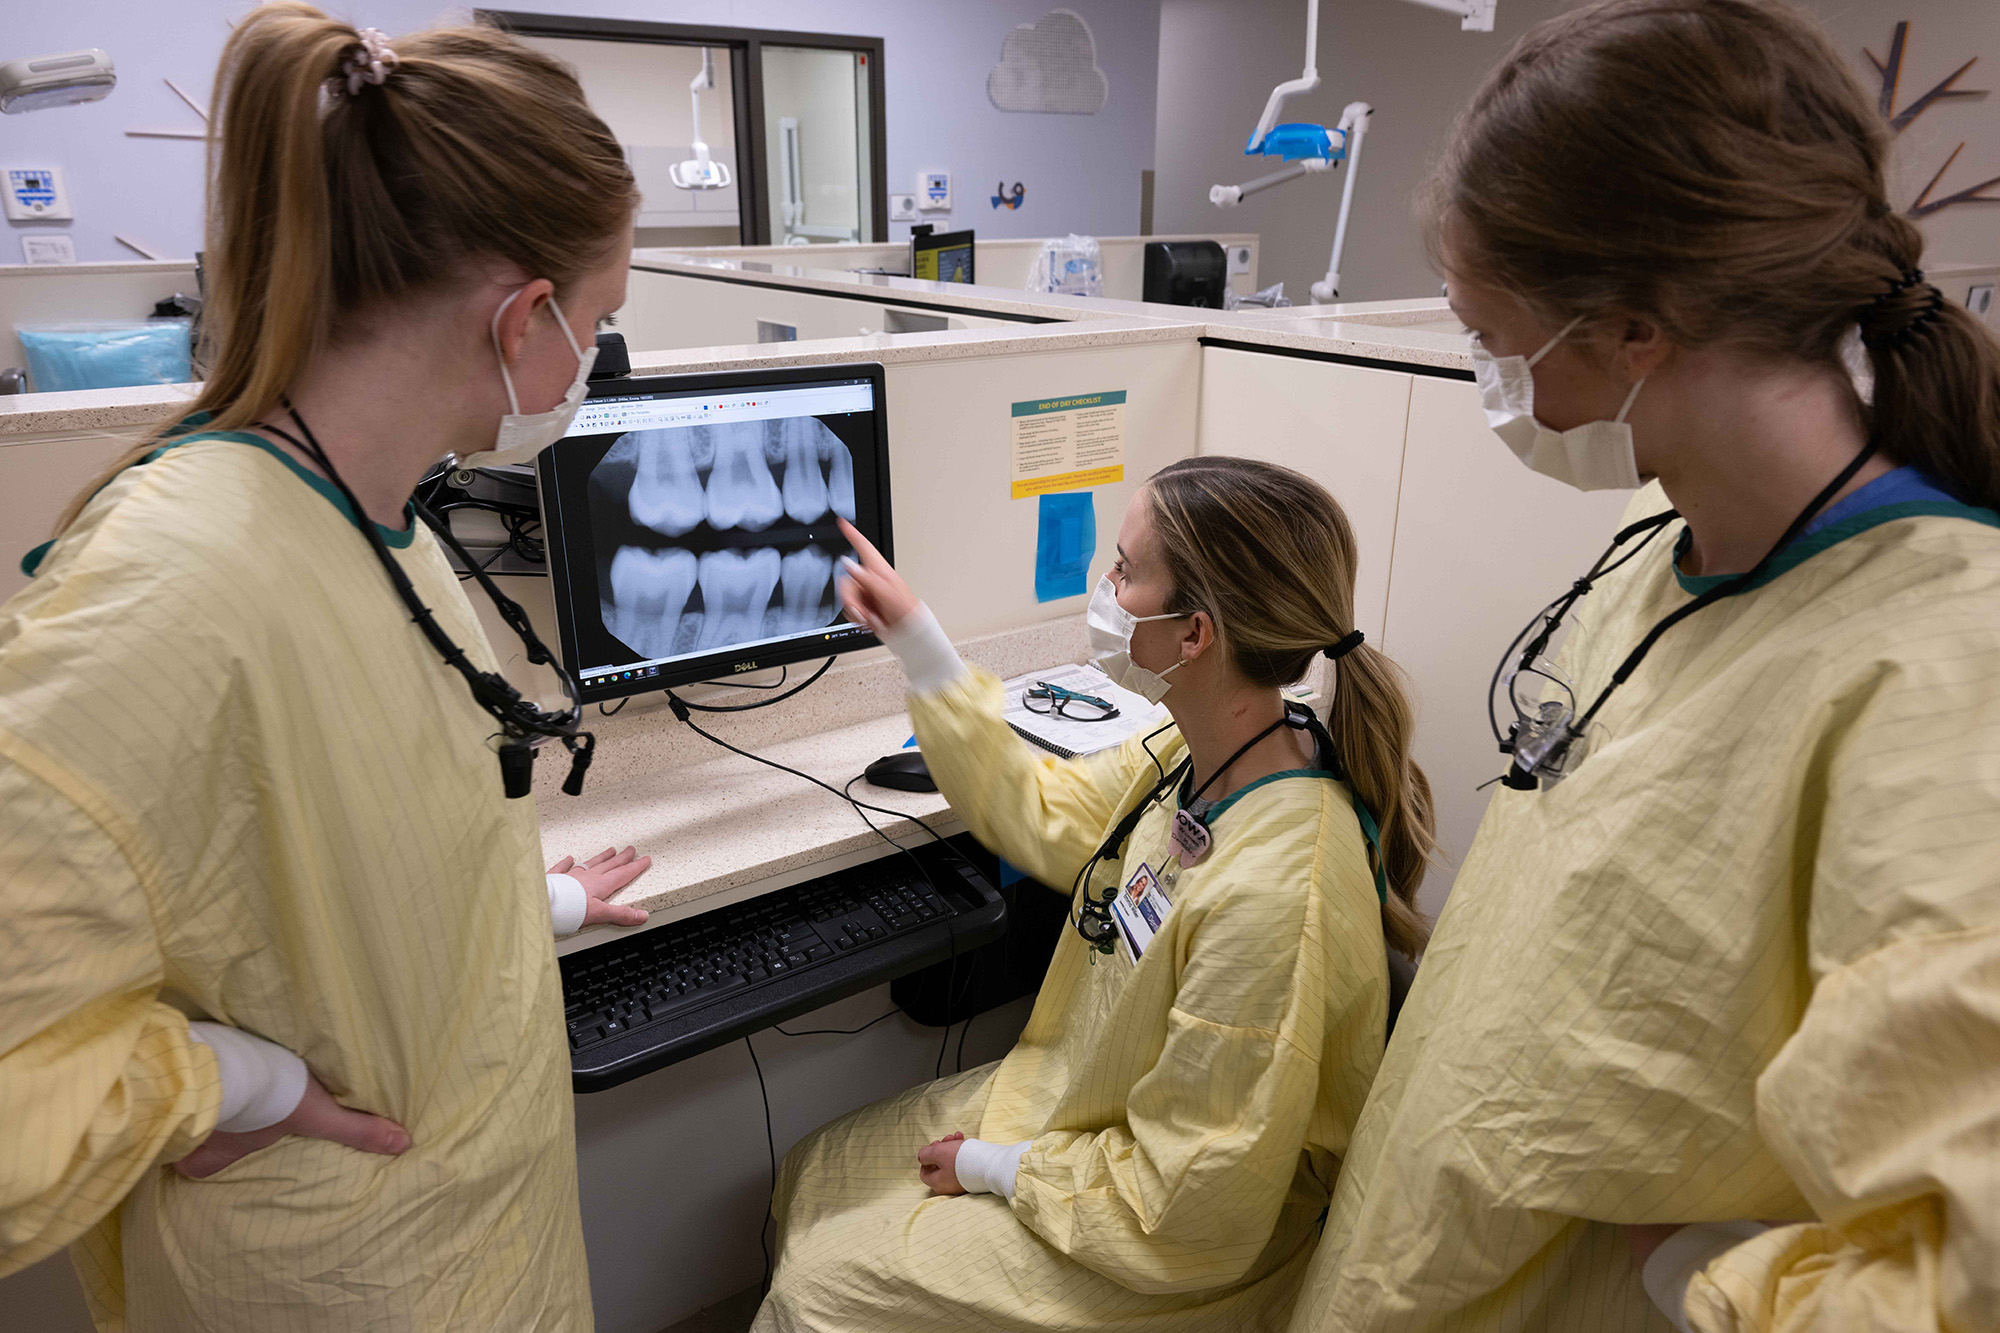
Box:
[1086, 574, 1190, 704]
[1471, 315, 1643, 492]
[456, 288, 596, 470]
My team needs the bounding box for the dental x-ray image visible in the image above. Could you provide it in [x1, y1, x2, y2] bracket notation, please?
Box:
[588, 417, 858, 663]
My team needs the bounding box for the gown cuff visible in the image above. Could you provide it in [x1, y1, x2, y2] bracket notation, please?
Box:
[953, 1138, 1031, 1199]
[187, 1021, 310, 1133]
[1642, 1220, 1774, 1333]
[548, 872, 588, 936]
[876, 603, 967, 696]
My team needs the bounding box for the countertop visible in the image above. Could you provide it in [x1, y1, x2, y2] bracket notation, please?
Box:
[540, 616, 1088, 955]
[0, 248, 1467, 438]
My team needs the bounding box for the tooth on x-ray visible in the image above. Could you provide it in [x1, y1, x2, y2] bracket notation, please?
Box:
[627, 429, 706, 537]
[820, 434, 856, 521]
[768, 545, 835, 636]
[607, 546, 698, 660]
[697, 548, 782, 650]
[781, 418, 831, 524]
[705, 426, 785, 531]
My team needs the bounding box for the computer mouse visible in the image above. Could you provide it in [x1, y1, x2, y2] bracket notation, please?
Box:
[864, 750, 937, 793]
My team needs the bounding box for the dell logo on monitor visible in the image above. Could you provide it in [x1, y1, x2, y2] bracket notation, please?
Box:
[732, 660, 761, 673]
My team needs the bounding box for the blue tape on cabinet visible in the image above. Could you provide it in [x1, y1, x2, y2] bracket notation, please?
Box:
[1034, 491, 1096, 603]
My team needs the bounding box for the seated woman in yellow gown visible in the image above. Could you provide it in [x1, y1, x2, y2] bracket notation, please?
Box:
[753, 457, 1435, 1332]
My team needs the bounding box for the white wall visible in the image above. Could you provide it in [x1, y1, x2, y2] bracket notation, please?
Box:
[517, 35, 741, 235]
[1155, 0, 2000, 303]
[2, 0, 1159, 264]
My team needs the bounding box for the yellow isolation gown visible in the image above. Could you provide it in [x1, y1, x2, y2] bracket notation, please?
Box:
[0, 431, 591, 1331]
[1288, 484, 2000, 1333]
[754, 670, 1390, 1332]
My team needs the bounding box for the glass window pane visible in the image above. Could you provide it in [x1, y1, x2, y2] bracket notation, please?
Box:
[761, 46, 872, 245]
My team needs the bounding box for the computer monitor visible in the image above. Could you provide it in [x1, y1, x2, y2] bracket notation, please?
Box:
[536, 363, 893, 705]
[911, 227, 974, 284]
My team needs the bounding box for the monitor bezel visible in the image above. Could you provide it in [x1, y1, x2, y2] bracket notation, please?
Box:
[536, 361, 893, 706]
[910, 227, 975, 284]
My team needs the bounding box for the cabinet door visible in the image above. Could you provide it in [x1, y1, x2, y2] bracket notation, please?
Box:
[0, 432, 136, 603]
[1195, 348, 1412, 643]
[1384, 376, 1635, 916]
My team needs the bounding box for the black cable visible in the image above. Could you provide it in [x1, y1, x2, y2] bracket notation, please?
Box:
[669, 702, 966, 1065]
[667, 657, 835, 713]
[744, 1036, 776, 1292]
[955, 1009, 974, 1073]
[774, 1008, 902, 1037]
[598, 698, 629, 717]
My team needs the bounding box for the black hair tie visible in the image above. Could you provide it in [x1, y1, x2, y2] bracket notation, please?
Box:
[1860, 267, 1946, 351]
[1324, 629, 1366, 660]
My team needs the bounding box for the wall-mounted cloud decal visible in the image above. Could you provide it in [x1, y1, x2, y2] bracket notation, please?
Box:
[987, 9, 1108, 115]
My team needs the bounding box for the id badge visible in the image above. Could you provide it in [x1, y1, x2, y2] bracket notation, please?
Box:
[1109, 862, 1174, 961]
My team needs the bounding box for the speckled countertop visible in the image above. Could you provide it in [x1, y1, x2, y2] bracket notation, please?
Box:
[541, 617, 1088, 953]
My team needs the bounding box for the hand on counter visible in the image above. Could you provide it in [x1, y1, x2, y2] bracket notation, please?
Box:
[548, 846, 653, 931]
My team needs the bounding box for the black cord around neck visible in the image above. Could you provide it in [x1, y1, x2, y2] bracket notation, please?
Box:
[262, 402, 594, 798]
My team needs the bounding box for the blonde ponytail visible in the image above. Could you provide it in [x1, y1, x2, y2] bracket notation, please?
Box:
[1146, 456, 1436, 956]
[55, 2, 637, 534]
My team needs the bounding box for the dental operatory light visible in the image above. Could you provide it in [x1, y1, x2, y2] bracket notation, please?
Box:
[0, 50, 116, 114]
[1209, 0, 1493, 303]
[670, 48, 732, 190]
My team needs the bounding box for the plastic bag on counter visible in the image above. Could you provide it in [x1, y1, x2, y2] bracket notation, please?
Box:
[1225, 281, 1290, 310]
[1028, 234, 1102, 298]
[17, 320, 193, 393]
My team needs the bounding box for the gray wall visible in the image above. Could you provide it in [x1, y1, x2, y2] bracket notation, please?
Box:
[1155, 0, 2000, 304]
[4, 0, 1161, 263]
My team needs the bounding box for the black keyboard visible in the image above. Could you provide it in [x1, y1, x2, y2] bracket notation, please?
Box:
[561, 839, 1008, 1090]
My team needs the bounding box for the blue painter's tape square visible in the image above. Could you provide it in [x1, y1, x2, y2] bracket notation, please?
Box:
[1035, 491, 1096, 603]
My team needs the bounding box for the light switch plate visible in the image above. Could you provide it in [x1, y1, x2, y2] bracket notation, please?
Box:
[5, 167, 71, 220]
[889, 193, 919, 222]
[1226, 245, 1252, 276]
[21, 233, 76, 264]
[918, 170, 951, 212]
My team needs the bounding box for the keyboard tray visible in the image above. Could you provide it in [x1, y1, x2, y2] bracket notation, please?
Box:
[562, 838, 1007, 1091]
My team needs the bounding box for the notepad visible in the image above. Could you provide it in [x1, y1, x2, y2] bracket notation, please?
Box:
[1001, 662, 1171, 760]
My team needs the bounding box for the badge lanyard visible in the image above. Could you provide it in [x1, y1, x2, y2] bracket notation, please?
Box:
[1069, 701, 1381, 956]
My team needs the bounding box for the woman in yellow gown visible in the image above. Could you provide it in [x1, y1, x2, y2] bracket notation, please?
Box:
[0, 7, 646, 1328]
[1287, 2, 2000, 1330]
[753, 457, 1435, 1332]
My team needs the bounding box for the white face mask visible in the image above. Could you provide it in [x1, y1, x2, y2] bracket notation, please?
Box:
[455, 287, 597, 470]
[1086, 574, 1191, 704]
[1470, 315, 1643, 492]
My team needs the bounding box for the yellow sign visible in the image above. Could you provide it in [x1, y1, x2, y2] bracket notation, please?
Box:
[1010, 390, 1126, 500]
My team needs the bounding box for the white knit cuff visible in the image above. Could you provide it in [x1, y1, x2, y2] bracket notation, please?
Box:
[953, 1138, 1030, 1199]
[188, 1021, 310, 1133]
[1642, 1220, 1773, 1333]
[874, 602, 967, 696]
[547, 872, 587, 936]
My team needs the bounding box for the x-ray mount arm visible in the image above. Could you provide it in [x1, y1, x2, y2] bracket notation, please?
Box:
[672, 49, 736, 191]
[1209, 0, 1492, 302]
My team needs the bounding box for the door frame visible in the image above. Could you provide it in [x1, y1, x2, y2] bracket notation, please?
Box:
[481, 11, 889, 246]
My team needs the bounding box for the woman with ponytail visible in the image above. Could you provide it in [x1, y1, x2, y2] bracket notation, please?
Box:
[0, 5, 639, 1327]
[1288, 3, 2000, 1332]
[752, 461, 1434, 1331]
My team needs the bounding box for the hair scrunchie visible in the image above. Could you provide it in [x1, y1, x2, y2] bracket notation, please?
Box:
[1323, 629, 1366, 661]
[1859, 267, 1946, 351]
[341, 28, 400, 96]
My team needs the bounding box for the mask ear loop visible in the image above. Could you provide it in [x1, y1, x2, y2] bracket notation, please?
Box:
[489, 288, 588, 417]
[1524, 313, 1587, 367]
